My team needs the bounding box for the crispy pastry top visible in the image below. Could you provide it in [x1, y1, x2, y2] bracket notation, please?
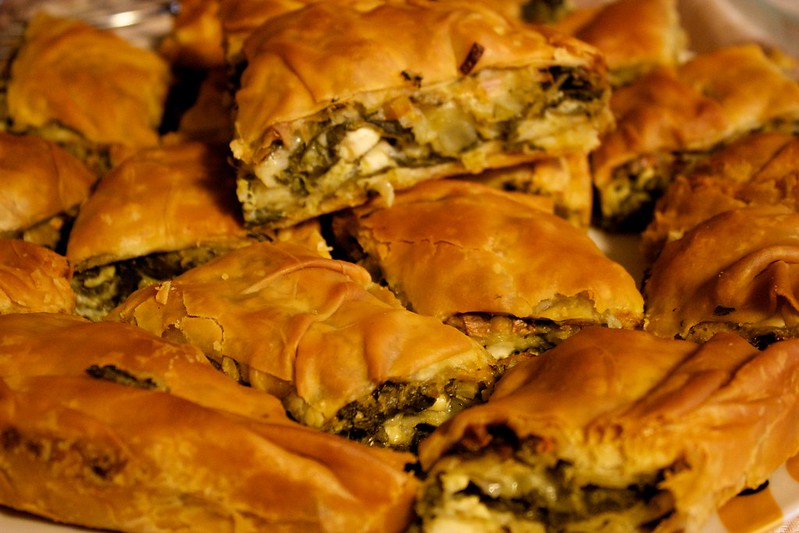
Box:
[644, 205, 799, 339]
[0, 312, 417, 532]
[334, 179, 643, 325]
[107, 240, 495, 423]
[642, 131, 799, 260]
[232, 0, 605, 162]
[556, 0, 687, 85]
[419, 325, 799, 531]
[592, 44, 799, 189]
[0, 240, 75, 315]
[6, 12, 171, 149]
[0, 132, 97, 235]
[66, 142, 252, 270]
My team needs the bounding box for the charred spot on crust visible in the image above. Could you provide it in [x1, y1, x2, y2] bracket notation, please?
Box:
[713, 305, 736, 316]
[86, 364, 163, 391]
[459, 42, 485, 75]
[738, 479, 769, 496]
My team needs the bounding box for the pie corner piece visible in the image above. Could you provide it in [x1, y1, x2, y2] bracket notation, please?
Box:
[229, 0, 614, 229]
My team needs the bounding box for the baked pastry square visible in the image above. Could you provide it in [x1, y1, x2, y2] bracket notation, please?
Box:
[642, 131, 799, 261]
[4, 12, 172, 174]
[553, 0, 687, 87]
[592, 44, 799, 231]
[0, 312, 418, 533]
[66, 142, 262, 321]
[107, 240, 497, 451]
[416, 326, 799, 532]
[0, 239, 75, 315]
[644, 205, 799, 346]
[0, 131, 97, 251]
[230, 0, 612, 228]
[332, 179, 643, 367]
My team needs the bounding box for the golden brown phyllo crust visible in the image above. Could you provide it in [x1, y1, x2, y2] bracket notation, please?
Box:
[332, 179, 644, 363]
[4, 12, 172, 175]
[642, 131, 799, 261]
[592, 44, 799, 231]
[0, 239, 76, 315]
[0, 313, 419, 533]
[0, 131, 97, 252]
[107, 241, 498, 451]
[66, 142, 261, 321]
[415, 326, 799, 533]
[553, 0, 687, 88]
[643, 205, 799, 346]
[229, 0, 613, 228]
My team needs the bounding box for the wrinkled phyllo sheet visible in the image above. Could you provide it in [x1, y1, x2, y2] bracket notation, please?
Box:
[415, 326, 799, 533]
[107, 241, 497, 451]
[0, 313, 419, 533]
[592, 44, 799, 232]
[643, 205, 799, 346]
[4, 12, 172, 175]
[229, 0, 613, 229]
[552, 0, 687, 88]
[642, 131, 799, 262]
[66, 142, 273, 321]
[0, 240, 75, 315]
[0, 131, 97, 252]
[332, 179, 643, 367]
[462, 151, 594, 228]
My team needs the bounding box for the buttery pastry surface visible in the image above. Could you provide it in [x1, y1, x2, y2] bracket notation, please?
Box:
[0, 131, 97, 250]
[642, 131, 799, 260]
[592, 44, 799, 230]
[554, 0, 687, 87]
[0, 312, 418, 533]
[6, 12, 171, 158]
[462, 151, 593, 227]
[332, 179, 643, 359]
[66, 142, 261, 321]
[230, 0, 612, 228]
[107, 240, 497, 450]
[66, 142, 252, 271]
[644, 205, 799, 344]
[416, 326, 799, 532]
[0, 240, 75, 315]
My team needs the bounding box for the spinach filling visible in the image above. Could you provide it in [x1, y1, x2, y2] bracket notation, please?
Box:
[422, 434, 674, 532]
[250, 65, 606, 211]
[72, 247, 230, 321]
[327, 378, 493, 452]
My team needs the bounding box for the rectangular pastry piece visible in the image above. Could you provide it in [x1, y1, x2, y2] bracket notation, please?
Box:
[4, 12, 172, 175]
[0, 131, 97, 251]
[65, 141, 323, 321]
[415, 326, 799, 532]
[107, 240, 498, 451]
[643, 205, 799, 346]
[553, 0, 687, 87]
[0, 239, 75, 315]
[0, 312, 418, 533]
[331, 179, 643, 367]
[230, 0, 613, 228]
[591, 43, 799, 231]
[461, 152, 593, 227]
[642, 131, 799, 261]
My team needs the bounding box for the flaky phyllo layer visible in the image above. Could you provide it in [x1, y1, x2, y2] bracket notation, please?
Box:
[415, 435, 675, 533]
[72, 246, 230, 321]
[233, 65, 610, 227]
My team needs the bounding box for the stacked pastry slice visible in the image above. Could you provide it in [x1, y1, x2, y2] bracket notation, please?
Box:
[229, 0, 613, 228]
[0, 313, 419, 533]
[107, 240, 498, 451]
[332, 179, 644, 367]
[416, 326, 799, 532]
